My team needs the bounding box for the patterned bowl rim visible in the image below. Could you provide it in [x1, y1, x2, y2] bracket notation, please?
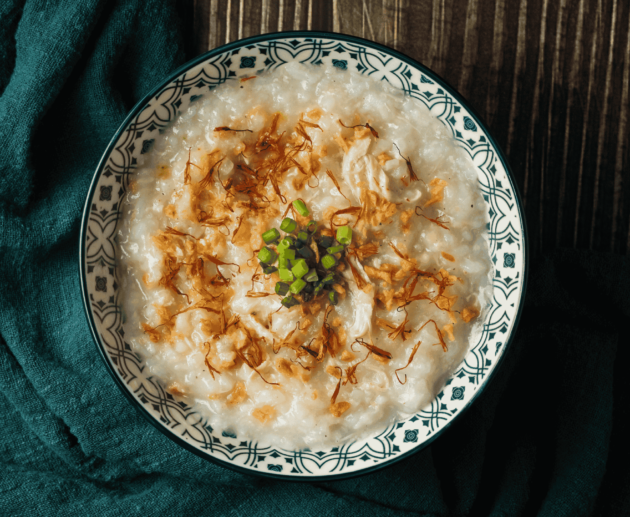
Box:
[79, 30, 528, 481]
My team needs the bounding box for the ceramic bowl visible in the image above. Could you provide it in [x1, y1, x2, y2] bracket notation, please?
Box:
[80, 31, 528, 481]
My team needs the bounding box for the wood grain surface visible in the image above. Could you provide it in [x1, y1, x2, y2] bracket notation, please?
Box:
[185, 0, 630, 257]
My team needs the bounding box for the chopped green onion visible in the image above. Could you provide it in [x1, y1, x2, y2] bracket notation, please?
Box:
[279, 248, 296, 260]
[302, 282, 314, 293]
[278, 256, 291, 269]
[278, 268, 295, 282]
[280, 218, 297, 233]
[326, 245, 344, 255]
[263, 266, 278, 274]
[281, 296, 299, 308]
[319, 235, 334, 248]
[295, 239, 305, 249]
[322, 273, 335, 284]
[292, 199, 310, 217]
[298, 246, 314, 259]
[275, 282, 290, 296]
[297, 231, 309, 242]
[291, 259, 309, 278]
[321, 254, 337, 269]
[302, 291, 313, 303]
[304, 269, 319, 283]
[262, 228, 280, 244]
[336, 225, 352, 245]
[306, 220, 317, 233]
[328, 291, 339, 305]
[258, 247, 277, 264]
[314, 284, 324, 296]
[280, 236, 295, 247]
[290, 278, 307, 294]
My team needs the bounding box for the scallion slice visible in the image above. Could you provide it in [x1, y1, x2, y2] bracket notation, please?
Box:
[280, 218, 297, 233]
[321, 254, 337, 269]
[328, 291, 339, 305]
[275, 282, 290, 296]
[291, 259, 309, 279]
[304, 269, 319, 282]
[290, 278, 307, 294]
[322, 273, 335, 284]
[336, 225, 352, 245]
[326, 245, 344, 255]
[281, 296, 299, 308]
[262, 228, 280, 244]
[278, 268, 295, 282]
[258, 247, 277, 264]
[292, 199, 309, 217]
[279, 248, 296, 260]
[298, 246, 314, 259]
[319, 235, 333, 248]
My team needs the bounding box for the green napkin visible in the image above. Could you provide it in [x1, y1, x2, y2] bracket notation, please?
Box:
[1, 1, 627, 515]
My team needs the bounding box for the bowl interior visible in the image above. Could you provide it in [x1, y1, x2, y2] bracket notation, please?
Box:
[80, 32, 527, 480]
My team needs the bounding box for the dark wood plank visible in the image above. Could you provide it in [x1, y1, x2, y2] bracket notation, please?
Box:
[190, 0, 630, 256]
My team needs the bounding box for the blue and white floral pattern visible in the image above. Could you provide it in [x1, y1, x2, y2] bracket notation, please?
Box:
[81, 33, 526, 480]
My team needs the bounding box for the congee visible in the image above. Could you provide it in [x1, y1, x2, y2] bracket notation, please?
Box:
[117, 63, 493, 449]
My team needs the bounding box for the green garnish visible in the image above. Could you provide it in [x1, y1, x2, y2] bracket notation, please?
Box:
[262, 228, 280, 244]
[290, 278, 307, 294]
[326, 245, 344, 255]
[281, 296, 299, 308]
[277, 241, 289, 253]
[280, 218, 297, 233]
[304, 269, 319, 283]
[277, 237, 294, 254]
[322, 273, 335, 284]
[275, 282, 290, 296]
[336, 225, 352, 245]
[319, 235, 334, 248]
[280, 248, 296, 260]
[321, 254, 337, 269]
[291, 259, 309, 279]
[298, 246, 314, 259]
[258, 247, 277, 264]
[292, 199, 309, 217]
[278, 268, 295, 282]
[260, 213, 351, 309]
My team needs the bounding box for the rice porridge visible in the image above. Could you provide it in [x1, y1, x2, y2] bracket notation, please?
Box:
[117, 63, 493, 450]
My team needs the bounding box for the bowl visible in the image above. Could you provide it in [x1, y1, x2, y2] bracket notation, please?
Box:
[80, 31, 528, 480]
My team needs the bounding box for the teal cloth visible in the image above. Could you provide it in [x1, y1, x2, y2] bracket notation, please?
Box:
[1, 2, 628, 515]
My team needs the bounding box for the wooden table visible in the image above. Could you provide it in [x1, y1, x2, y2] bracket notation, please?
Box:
[183, 0, 630, 257]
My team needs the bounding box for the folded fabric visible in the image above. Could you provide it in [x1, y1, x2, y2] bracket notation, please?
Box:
[1, 1, 627, 515]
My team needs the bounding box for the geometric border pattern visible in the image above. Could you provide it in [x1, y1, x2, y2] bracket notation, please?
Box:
[80, 32, 527, 480]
